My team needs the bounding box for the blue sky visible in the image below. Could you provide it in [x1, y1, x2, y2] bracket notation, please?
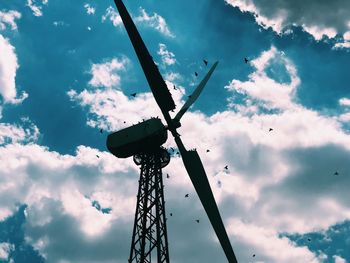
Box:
[1, 0, 350, 262]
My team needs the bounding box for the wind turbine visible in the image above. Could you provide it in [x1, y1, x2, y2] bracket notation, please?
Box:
[107, 0, 238, 262]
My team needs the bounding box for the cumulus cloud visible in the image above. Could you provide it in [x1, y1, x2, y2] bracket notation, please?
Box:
[88, 57, 129, 88]
[26, 0, 48, 17]
[225, 0, 350, 48]
[339, 97, 350, 107]
[102, 6, 174, 37]
[2, 45, 350, 262]
[227, 219, 321, 262]
[68, 54, 185, 132]
[0, 243, 13, 260]
[157, 43, 177, 66]
[69, 45, 350, 261]
[225, 46, 300, 111]
[0, 10, 21, 31]
[0, 143, 138, 262]
[102, 6, 122, 27]
[84, 3, 95, 15]
[0, 35, 28, 105]
[136, 8, 174, 37]
[0, 119, 39, 145]
[333, 255, 347, 263]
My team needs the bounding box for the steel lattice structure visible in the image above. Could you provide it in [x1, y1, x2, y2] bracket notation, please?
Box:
[129, 149, 170, 263]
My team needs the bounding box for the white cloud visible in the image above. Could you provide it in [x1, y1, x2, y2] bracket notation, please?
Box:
[26, 0, 48, 17]
[88, 57, 129, 88]
[84, 3, 95, 15]
[225, 0, 350, 48]
[0, 120, 39, 145]
[0, 35, 28, 104]
[136, 8, 174, 37]
[67, 45, 350, 261]
[68, 55, 184, 131]
[0, 10, 21, 31]
[339, 112, 350, 122]
[102, 6, 122, 27]
[102, 6, 174, 37]
[334, 31, 350, 49]
[225, 46, 300, 110]
[0, 243, 13, 260]
[333, 255, 347, 263]
[52, 21, 67, 27]
[157, 43, 177, 66]
[1, 45, 349, 262]
[339, 97, 350, 107]
[0, 142, 138, 262]
[227, 219, 320, 262]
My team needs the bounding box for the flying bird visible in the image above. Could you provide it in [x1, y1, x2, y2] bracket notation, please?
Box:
[203, 59, 208, 66]
[195, 72, 198, 77]
[170, 213, 173, 217]
[96, 155, 100, 158]
[195, 219, 200, 223]
[185, 194, 189, 198]
[224, 165, 228, 170]
[130, 93, 137, 97]
[269, 128, 273, 132]
[123, 121, 126, 124]
[334, 171, 339, 175]
[244, 57, 249, 63]
[252, 254, 256, 257]
[217, 180, 222, 188]
[173, 85, 177, 90]
[307, 238, 311, 242]
[166, 174, 170, 179]
[206, 149, 210, 153]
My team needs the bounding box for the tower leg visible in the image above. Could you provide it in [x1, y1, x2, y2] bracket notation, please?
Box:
[129, 150, 170, 263]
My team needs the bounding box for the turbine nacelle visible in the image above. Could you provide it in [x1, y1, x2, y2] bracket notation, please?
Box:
[107, 118, 167, 158]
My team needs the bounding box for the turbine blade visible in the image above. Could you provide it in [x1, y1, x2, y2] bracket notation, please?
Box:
[113, 0, 175, 112]
[174, 136, 238, 263]
[173, 62, 218, 123]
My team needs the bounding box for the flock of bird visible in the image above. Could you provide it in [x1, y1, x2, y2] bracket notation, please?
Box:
[127, 58, 238, 98]
[96, 57, 340, 260]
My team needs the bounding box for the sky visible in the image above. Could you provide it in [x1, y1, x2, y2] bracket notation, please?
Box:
[0, 0, 350, 262]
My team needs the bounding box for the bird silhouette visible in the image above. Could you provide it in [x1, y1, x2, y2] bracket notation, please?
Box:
[307, 238, 311, 242]
[185, 194, 189, 198]
[100, 129, 103, 133]
[195, 219, 200, 223]
[166, 174, 170, 179]
[269, 128, 273, 132]
[170, 213, 173, 216]
[217, 180, 222, 187]
[195, 72, 198, 77]
[244, 57, 249, 63]
[252, 254, 256, 257]
[123, 121, 126, 123]
[203, 59, 208, 66]
[206, 149, 210, 153]
[130, 93, 137, 97]
[170, 147, 175, 152]
[334, 171, 339, 175]
[96, 155, 100, 158]
[224, 165, 228, 170]
[173, 85, 177, 90]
